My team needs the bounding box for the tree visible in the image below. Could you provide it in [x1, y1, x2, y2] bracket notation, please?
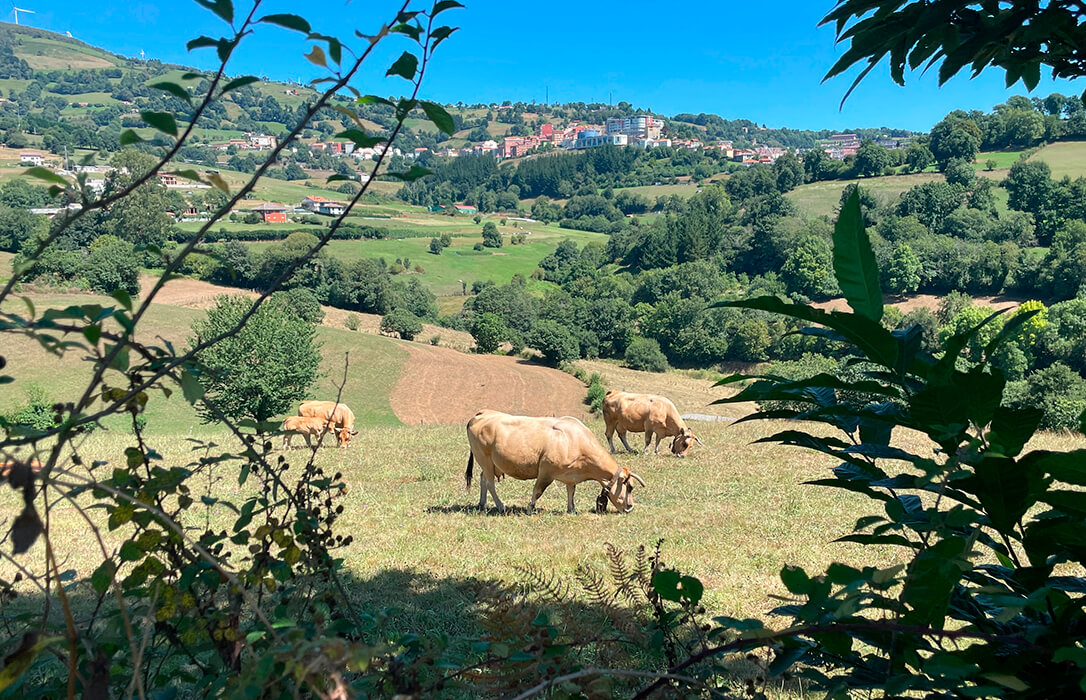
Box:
[84, 234, 140, 295]
[854, 140, 892, 177]
[0, 205, 45, 252]
[944, 157, 975, 187]
[481, 220, 502, 248]
[189, 295, 321, 423]
[885, 242, 922, 294]
[781, 235, 838, 299]
[623, 337, 669, 372]
[905, 142, 935, 172]
[471, 312, 506, 353]
[380, 308, 423, 340]
[429, 237, 444, 254]
[527, 320, 579, 365]
[271, 287, 325, 324]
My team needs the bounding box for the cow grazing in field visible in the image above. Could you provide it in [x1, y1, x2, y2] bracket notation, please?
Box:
[602, 391, 703, 458]
[298, 401, 358, 448]
[281, 416, 342, 449]
[465, 409, 645, 514]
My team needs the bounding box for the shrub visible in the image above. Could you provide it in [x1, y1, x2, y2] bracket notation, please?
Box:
[429, 237, 444, 254]
[757, 353, 840, 412]
[586, 373, 607, 414]
[271, 287, 325, 324]
[380, 308, 423, 341]
[471, 312, 506, 354]
[624, 337, 669, 373]
[4, 384, 58, 432]
[429, 334, 441, 346]
[344, 313, 360, 331]
[482, 220, 502, 248]
[527, 320, 580, 365]
[84, 234, 140, 295]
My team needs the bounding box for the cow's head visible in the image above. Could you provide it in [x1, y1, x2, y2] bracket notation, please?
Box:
[670, 429, 703, 458]
[599, 467, 646, 513]
[336, 428, 359, 448]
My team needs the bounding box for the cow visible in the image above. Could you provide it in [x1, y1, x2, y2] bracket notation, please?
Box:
[281, 416, 338, 449]
[602, 391, 703, 458]
[298, 401, 358, 448]
[465, 410, 645, 514]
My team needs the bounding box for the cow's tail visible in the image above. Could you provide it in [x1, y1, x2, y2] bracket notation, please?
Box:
[465, 451, 474, 489]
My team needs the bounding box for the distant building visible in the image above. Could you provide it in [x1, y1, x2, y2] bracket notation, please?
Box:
[300, 196, 329, 211]
[19, 152, 44, 167]
[606, 116, 664, 140]
[247, 133, 277, 149]
[568, 132, 628, 150]
[452, 204, 477, 214]
[159, 173, 182, 187]
[316, 201, 346, 216]
[249, 203, 288, 223]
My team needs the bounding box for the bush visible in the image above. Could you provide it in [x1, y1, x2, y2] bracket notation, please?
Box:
[1011, 361, 1086, 430]
[624, 337, 669, 373]
[4, 384, 58, 432]
[84, 234, 140, 295]
[471, 312, 506, 354]
[482, 220, 502, 248]
[429, 237, 444, 254]
[271, 287, 325, 324]
[429, 334, 441, 346]
[526, 320, 580, 365]
[380, 308, 423, 341]
[586, 373, 607, 414]
[344, 313, 360, 331]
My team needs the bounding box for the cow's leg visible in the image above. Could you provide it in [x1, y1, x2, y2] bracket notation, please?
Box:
[643, 429, 654, 455]
[477, 472, 488, 511]
[283, 434, 291, 450]
[565, 483, 577, 514]
[481, 462, 505, 513]
[487, 478, 505, 513]
[618, 429, 635, 454]
[606, 424, 617, 453]
[303, 434, 313, 450]
[529, 476, 553, 511]
[653, 433, 663, 455]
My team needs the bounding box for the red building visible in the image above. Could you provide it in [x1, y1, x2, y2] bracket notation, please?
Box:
[250, 203, 288, 223]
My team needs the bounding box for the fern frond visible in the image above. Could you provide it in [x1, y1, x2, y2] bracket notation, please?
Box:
[515, 563, 570, 603]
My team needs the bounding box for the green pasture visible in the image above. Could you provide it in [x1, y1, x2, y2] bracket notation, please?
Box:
[612, 183, 702, 201]
[787, 173, 945, 218]
[0, 291, 407, 433]
[247, 225, 608, 296]
[975, 150, 1027, 171]
[1030, 140, 1086, 178]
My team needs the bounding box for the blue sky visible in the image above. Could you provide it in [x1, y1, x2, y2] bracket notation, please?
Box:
[10, 0, 1081, 132]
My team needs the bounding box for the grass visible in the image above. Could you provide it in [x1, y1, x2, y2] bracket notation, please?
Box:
[246, 225, 608, 296]
[10, 34, 117, 70]
[975, 149, 1027, 171]
[787, 173, 945, 219]
[0, 291, 408, 432]
[1030, 140, 1086, 179]
[612, 183, 702, 201]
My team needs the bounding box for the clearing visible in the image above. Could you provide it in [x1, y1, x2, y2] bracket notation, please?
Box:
[787, 173, 945, 218]
[1030, 140, 1086, 179]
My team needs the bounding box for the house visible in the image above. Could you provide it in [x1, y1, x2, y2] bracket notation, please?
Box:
[453, 204, 477, 214]
[249, 203, 288, 223]
[159, 173, 182, 187]
[316, 201, 346, 216]
[247, 133, 277, 149]
[568, 132, 627, 150]
[300, 195, 329, 211]
[19, 152, 44, 167]
[85, 178, 106, 194]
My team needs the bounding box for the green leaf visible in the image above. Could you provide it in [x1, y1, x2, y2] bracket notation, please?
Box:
[259, 13, 311, 33]
[336, 129, 383, 149]
[90, 560, 115, 594]
[149, 81, 192, 104]
[420, 100, 455, 135]
[119, 540, 143, 562]
[23, 167, 68, 187]
[194, 0, 233, 23]
[220, 76, 259, 94]
[119, 130, 143, 146]
[388, 165, 432, 182]
[832, 189, 883, 322]
[679, 575, 704, 604]
[431, 26, 458, 51]
[961, 456, 1047, 533]
[141, 111, 178, 137]
[1024, 450, 1086, 485]
[780, 565, 812, 595]
[82, 325, 101, 345]
[432, 0, 464, 15]
[652, 569, 682, 602]
[181, 370, 205, 404]
[386, 51, 419, 80]
[186, 36, 220, 51]
[986, 405, 1043, 458]
[0, 632, 62, 692]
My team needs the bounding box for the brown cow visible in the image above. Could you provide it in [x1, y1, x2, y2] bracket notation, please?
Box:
[465, 410, 645, 514]
[602, 391, 703, 458]
[298, 401, 357, 448]
[282, 416, 339, 449]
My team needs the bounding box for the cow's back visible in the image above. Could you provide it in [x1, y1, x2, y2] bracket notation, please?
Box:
[468, 411, 575, 480]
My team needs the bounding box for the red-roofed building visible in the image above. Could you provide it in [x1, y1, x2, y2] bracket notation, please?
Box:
[250, 203, 288, 223]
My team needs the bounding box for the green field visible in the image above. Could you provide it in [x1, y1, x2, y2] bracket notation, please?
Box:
[0, 292, 408, 433]
[1030, 140, 1086, 178]
[787, 172, 945, 218]
[247, 224, 608, 296]
[612, 183, 702, 201]
[975, 149, 1028, 171]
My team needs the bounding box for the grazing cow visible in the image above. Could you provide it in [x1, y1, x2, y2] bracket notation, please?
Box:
[282, 416, 339, 449]
[298, 401, 358, 448]
[602, 391, 703, 458]
[465, 409, 646, 514]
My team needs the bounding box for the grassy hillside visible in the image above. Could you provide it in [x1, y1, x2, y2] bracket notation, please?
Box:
[0, 291, 408, 432]
[246, 223, 607, 296]
[1030, 140, 1086, 178]
[787, 173, 945, 218]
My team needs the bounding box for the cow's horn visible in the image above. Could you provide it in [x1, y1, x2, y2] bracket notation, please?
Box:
[629, 473, 645, 488]
[694, 435, 704, 446]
